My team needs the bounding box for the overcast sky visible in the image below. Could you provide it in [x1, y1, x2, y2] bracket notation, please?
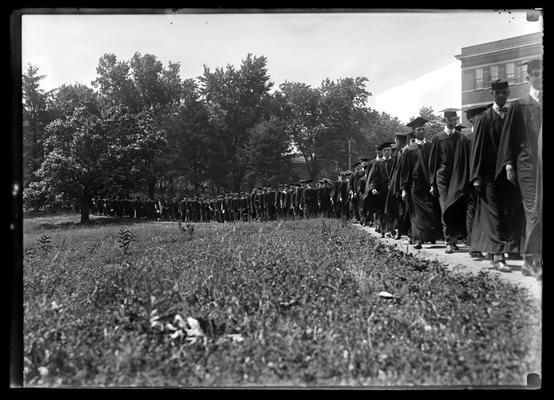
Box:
[21, 10, 542, 123]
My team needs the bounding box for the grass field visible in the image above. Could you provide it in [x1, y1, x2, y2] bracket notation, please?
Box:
[22, 213, 541, 387]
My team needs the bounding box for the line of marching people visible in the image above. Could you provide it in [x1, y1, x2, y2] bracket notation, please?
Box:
[90, 59, 541, 280]
[357, 60, 542, 280]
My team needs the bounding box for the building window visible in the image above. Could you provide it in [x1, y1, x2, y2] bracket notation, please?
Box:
[506, 62, 515, 82]
[490, 65, 499, 82]
[483, 67, 491, 87]
[474, 68, 483, 89]
[520, 64, 528, 81]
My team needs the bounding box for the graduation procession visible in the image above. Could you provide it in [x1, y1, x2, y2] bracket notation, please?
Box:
[19, 11, 546, 388]
[88, 57, 543, 281]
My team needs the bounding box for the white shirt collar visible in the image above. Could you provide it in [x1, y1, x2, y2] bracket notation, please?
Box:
[529, 86, 541, 103]
[415, 139, 424, 145]
[376, 155, 382, 160]
[493, 102, 505, 111]
[444, 126, 456, 135]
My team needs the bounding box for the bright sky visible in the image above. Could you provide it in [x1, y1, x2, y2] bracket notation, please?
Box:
[21, 10, 542, 123]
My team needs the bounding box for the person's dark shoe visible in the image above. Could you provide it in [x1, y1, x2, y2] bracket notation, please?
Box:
[381, 232, 385, 238]
[469, 251, 484, 258]
[375, 227, 381, 233]
[445, 244, 454, 254]
[394, 232, 401, 240]
[452, 243, 460, 250]
[408, 238, 414, 244]
[430, 240, 436, 245]
[494, 260, 511, 273]
[414, 242, 422, 250]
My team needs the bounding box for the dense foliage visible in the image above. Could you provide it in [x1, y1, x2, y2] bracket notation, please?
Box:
[23, 53, 442, 222]
[23, 217, 540, 386]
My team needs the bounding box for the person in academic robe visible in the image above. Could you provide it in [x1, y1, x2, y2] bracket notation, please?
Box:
[444, 106, 490, 259]
[469, 80, 525, 272]
[400, 117, 443, 249]
[496, 58, 543, 279]
[356, 158, 371, 225]
[385, 131, 412, 240]
[339, 171, 351, 221]
[361, 146, 383, 227]
[329, 175, 339, 218]
[317, 179, 332, 218]
[348, 161, 363, 223]
[367, 142, 395, 237]
[428, 109, 467, 253]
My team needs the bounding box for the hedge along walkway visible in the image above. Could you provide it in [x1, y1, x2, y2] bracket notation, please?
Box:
[354, 224, 542, 302]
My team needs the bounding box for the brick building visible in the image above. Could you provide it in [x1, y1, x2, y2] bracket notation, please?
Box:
[455, 32, 542, 124]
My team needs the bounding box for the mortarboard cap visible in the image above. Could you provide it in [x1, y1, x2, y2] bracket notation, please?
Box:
[300, 179, 313, 184]
[465, 105, 491, 121]
[378, 141, 394, 151]
[455, 124, 467, 131]
[491, 79, 509, 91]
[359, 157, 370, 162]
[518, 58, 542, 72]
[394, 131, 410, 137]
[406, 117, 429, 129]
[440, 108, 459, 118]
[352, 161, 361, 167]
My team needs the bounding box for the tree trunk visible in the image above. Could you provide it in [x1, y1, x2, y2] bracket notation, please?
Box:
[80, 187, 92, 224]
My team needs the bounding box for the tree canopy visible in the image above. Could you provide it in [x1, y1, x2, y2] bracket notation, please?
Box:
[22, 53, 436, 221]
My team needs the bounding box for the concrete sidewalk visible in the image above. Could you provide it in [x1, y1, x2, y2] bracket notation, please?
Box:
[354, 224, 542, 302]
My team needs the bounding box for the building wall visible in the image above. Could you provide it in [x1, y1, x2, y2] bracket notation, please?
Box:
[455, 32, 542, 124]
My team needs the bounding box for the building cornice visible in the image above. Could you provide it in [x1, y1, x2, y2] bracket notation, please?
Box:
[455, 41, 542, 60]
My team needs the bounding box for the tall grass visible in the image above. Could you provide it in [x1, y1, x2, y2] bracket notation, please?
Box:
[23, 218, 541, 387]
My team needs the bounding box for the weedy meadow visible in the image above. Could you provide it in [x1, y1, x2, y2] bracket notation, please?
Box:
[22, 216, 541, 387]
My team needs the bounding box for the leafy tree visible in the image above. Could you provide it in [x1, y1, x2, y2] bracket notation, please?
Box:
[318, 77, 372, 171]
[22, 64, 54, 188]
[26, 104, 164, 223]
[49, 83, 100, 120]
[162, 79, 217, 196]
[91, 52, 183, 197]
[199, 53, 273, 192]
[244, 117, 297, 188]
[360, 109, 404, 159]
[276, 81, 326, 181]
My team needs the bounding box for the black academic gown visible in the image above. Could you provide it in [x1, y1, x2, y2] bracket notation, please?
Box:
[362, 158, 380, 220]
[400, 142, 443, 243]
[367, 158, 394, 234]
[428, 130, 465, 241]
[469, 107, 524, 255]
[443, 132, 472, 244]
[496, 94, 542, 256]
[385, 148, 411, 236]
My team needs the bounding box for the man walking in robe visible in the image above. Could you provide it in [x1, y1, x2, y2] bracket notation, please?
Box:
[361, 146, 383, 227]
[428, 109, 466, 253]
[469, 80, 524, 272]
[400, 118, 442, 249]
[348, 161, 363, 223]
[386, 131, 412, 240]
[496, 58, 543, 279]
[367, 142, 395, 237]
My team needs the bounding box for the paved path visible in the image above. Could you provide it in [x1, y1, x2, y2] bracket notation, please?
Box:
[354, 224, 542, 302]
